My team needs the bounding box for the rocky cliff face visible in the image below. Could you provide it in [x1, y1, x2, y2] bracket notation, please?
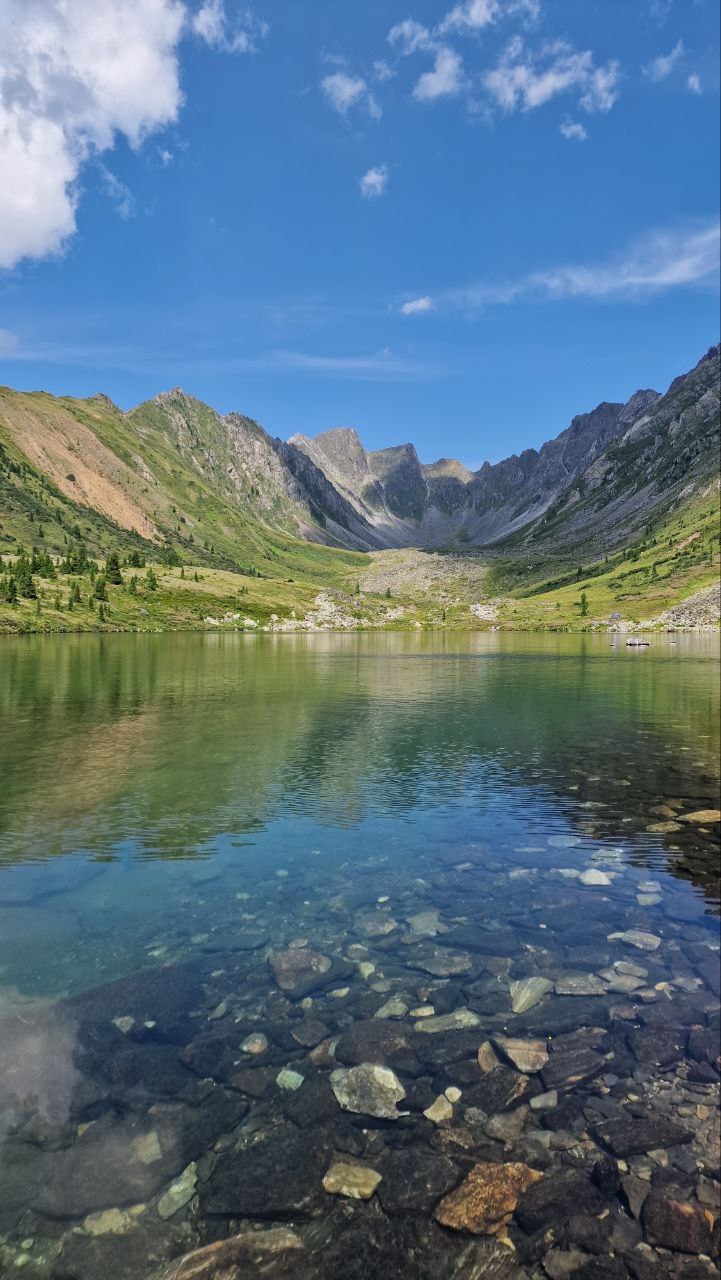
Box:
[287, 384, 675, 549]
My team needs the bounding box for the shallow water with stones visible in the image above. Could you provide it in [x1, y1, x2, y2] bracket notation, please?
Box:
[0, 631, 719, 1280]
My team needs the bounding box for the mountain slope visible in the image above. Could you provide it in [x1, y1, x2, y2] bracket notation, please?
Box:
[503, 344, 720, 556]
[0, 344, 718, 580]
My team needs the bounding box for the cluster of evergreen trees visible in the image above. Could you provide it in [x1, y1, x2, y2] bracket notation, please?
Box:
[0, 541, 157, 611]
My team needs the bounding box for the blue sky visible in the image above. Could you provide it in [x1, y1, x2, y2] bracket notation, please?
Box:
[0, 0, 718, 465]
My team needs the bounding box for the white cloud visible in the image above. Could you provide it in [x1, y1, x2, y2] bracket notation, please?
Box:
[413, 48, 465, 100]
[158, 147, 174, 165]
[560, 119, 588, 141]
[687, 72, 702, 95]
[373, 60, 395, 82]
[439, 0, 540, 35]
[359, 164, 389, 198]
[484, 38, 619, 114]
[644, 39, 684, 82]
[321, 71, 380, 118]
[400, 295, 435, 314]
[192, 0, 267, 53]
[0, 0, 265, 271]
[433, 222, 721, 312]
[101, 166, 136, 218]
[388, 19, 435, 55]
[0, 328, 19, 356]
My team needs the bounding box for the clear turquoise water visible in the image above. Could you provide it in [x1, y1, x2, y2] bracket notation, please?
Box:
[0, 632, 718, 1276]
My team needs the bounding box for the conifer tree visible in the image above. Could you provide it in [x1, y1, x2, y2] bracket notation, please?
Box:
[106, 551, 122, 584]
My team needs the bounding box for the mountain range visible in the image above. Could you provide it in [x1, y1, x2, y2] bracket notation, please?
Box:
[0, 344, 718, 573]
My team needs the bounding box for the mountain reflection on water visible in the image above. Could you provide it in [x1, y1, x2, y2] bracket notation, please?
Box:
[0, 632, 719, 1280]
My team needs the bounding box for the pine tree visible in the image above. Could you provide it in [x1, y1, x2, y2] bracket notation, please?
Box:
[94, 574, 108, 601]
[15, 556, 37, 598]
[579, 591, 589, 617]
[128, 575, 138, 595]
[106, 551, 122, 584]
[146, 568, 158, 592]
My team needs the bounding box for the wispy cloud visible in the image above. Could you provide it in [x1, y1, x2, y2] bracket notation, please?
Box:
[407, 222, 721, 313]
[484, 37, 620, 114]
[643, 39, 684, 82]
[272, 348, 428, 378]
[192, 0, 268, 54]
[687, 72, 702, 95]
[0, 328, 19, 356]
[400, 296, 435, 315]
[100, 167, 135, 219]
[321, 72, 381, 119]
[439, 0, 540, 36]
[560, 119, 588, 141]
[359, 164, 389, 198]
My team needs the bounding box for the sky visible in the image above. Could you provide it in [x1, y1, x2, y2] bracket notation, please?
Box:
[0, 0, 719, 465]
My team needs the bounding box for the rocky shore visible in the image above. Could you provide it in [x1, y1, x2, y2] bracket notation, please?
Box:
[0, 814, 719, 1280]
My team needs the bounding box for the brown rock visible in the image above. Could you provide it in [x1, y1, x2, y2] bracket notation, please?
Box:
[158, 1228, 303, 1279]
[678, 809, 721, 824]
[493, 1036, 549, 1073]
[642, 1192, 716, 1254]
[434, 1160, 543, 1235]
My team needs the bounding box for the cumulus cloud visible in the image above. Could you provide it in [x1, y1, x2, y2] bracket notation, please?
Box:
[321, 71, 381, 118]
[484, 37, 619, 114]
[359, 164, 389, 198]
[413, 48, 465, 100]
[560, 119, 588, 141]
[644, 39, 684, 82]
[687, 72, 702, 95]
[0, 0, 265, 271]
[431, 221, 721, 312]
[400, 295, 435, 314]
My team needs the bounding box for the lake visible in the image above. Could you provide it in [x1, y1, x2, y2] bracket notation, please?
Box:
[0, 632, 719, 1279]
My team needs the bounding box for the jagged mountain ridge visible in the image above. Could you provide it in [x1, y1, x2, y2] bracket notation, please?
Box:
[289, 388, 664, 547]
[0, 344, 718, 566]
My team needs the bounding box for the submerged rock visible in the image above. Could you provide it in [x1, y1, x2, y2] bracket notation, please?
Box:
[509, 978, 553, 1014]
[608, 930, 661, 952]
[268, 947, 332, 995]
[553, 974, 606, 997]
[424, 1094, 454, 1125]
[493, 1036, 549, 1073]
[157, 1163, 197, 1220]
[322, 1161, 382, 1200]
[414, 1008, 481, 1034]
[377, 1147, 462, 1213]
[434, 1161, 542, 1235]
[330, 1062, 407, 1120]
[201, 1125, 327, 1217]
[591, 1115, 693, 1157]
[157, 1228, 303, 1279]
[642, 1192, 716, 1254]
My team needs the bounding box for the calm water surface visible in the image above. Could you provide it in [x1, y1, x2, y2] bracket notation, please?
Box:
[0, 633, 719, 1279]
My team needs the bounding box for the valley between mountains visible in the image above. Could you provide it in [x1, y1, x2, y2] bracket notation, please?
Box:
[0, 344, 718, 635]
